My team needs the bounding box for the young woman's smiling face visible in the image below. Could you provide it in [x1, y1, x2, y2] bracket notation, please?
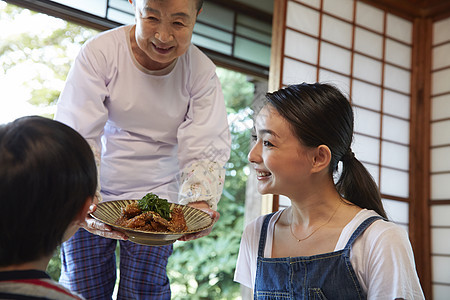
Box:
[248, 105, 314, 198]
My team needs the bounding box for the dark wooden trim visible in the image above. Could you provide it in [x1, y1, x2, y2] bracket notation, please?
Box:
[316, 0, 323, 82]
[430, 199, 450, 205]
[409, 16, 433, 299]
[361, 0, 450, 19]
[269, 0, 286, 91]
[273, 195, 280, 211]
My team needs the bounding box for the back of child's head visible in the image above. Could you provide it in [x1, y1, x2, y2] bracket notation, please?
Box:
[265, 83, 386, 218]
[0, 116, 97, 267]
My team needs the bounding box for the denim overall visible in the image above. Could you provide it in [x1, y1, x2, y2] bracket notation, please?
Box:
[254, 214, 382, 300]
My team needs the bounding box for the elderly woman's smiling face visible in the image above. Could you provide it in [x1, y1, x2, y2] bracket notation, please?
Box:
[132, 0, 199, 69]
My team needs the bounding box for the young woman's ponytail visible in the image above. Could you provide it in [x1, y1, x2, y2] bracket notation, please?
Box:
[336, 150, 386, 218]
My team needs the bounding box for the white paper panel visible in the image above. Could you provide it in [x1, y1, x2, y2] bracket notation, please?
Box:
[323, 0, 353, 21]
[431, 173, 450, 200]
[353, 134, 380, 165]
[282, 58, 317, 85]
[381, 142, 409, 171]
[322, 15, 353, 47]
[285, 29, 318, 64]
[433, 17, 450, 45]
[433, 284, 450, 300]
[432, 94, 450, 121]
[386, 14, 412, 44]
[287, 1, 320, 36]
[318, 69, 350, 96]
[363, 162, 380, 186]
[382, 198, 409, 224]
[383, 90, 410, 119]
[432, 256, 450, 284]
[432, 43, 450, 70]
[431, 205, 450, 226]
[431, 120, 450, 146]
[382, 115, 410, 144]
[432, 68, 450, 95]
[320, 42, 351, 75]
[380, 168, 409, 198]
[384, 65, 411, 94]
[354, 107, 381, 137]
[352, 80, 381, 111]
[354, 27, 383, 59]
[431, 147, 450, 173]
[385, 39, 411, 69]
[353, 54, 382, 84]
[432, 228, 450, 254]
[296, 0, 321, 9]
[355, 2, 384, 33]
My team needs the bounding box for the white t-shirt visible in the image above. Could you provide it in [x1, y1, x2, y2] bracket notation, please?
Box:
[55, 25, 231, 207]
[234, 209, 425, 299]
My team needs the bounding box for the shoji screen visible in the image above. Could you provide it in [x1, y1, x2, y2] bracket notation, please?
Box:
[275, 0, 413, 229]
[430, 15, 450, 300]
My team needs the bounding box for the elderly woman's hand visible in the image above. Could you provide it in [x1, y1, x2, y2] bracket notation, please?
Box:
[81, 203, 128, 240]
[177, 200, 220, 241]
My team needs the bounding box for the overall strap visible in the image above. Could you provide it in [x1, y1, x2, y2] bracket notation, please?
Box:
[257, 213, 276, 257]
[344, 216, 384, 251]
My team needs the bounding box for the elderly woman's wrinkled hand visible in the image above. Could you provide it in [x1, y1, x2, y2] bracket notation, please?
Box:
[81, 203, 128, 240]
[177, 201, 220, 241]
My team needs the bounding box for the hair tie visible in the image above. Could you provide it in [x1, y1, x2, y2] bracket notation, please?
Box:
[341, 150, 355, 162]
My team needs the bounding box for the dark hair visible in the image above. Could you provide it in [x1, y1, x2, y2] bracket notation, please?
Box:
[0, 116, 97, 266]
[265, 83, 386, 218]
[196, 0, 204, 12]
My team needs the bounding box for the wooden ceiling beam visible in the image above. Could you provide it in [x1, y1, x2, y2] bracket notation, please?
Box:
[362, 0, 450, 19]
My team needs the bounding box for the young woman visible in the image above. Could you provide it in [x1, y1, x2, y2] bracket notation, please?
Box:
[234, 83, 424, 299]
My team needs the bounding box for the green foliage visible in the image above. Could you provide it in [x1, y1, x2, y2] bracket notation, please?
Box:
[0, 3, 98, 107]
[167, 68, 253, 299]
[47, 247, 61, 281]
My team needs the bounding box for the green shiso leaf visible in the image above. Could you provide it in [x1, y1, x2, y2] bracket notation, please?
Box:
[137, 192, 172, 220]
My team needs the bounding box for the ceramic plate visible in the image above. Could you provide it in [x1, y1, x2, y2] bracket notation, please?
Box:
[90, 199, 213, 246]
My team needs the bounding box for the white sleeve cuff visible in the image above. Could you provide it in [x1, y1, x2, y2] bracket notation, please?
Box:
[178, 160, 226, 210]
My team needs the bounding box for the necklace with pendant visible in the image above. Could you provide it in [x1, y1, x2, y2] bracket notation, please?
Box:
[289, 201, 342, 243]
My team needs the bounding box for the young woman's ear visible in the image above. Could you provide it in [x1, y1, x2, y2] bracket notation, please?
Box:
[310, 145, 332, 173]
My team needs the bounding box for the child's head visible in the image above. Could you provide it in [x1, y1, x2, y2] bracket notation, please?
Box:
[0, 116, 97, 267]
[262, 83, 386, 217]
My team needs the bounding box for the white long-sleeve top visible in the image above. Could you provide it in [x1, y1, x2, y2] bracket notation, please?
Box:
[55, 25, 231, 208]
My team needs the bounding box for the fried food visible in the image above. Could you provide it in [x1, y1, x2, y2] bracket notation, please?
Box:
[115, 202, 188, 232]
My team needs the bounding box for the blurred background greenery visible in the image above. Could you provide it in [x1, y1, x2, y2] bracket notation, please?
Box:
[1, 2, 254, 299]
